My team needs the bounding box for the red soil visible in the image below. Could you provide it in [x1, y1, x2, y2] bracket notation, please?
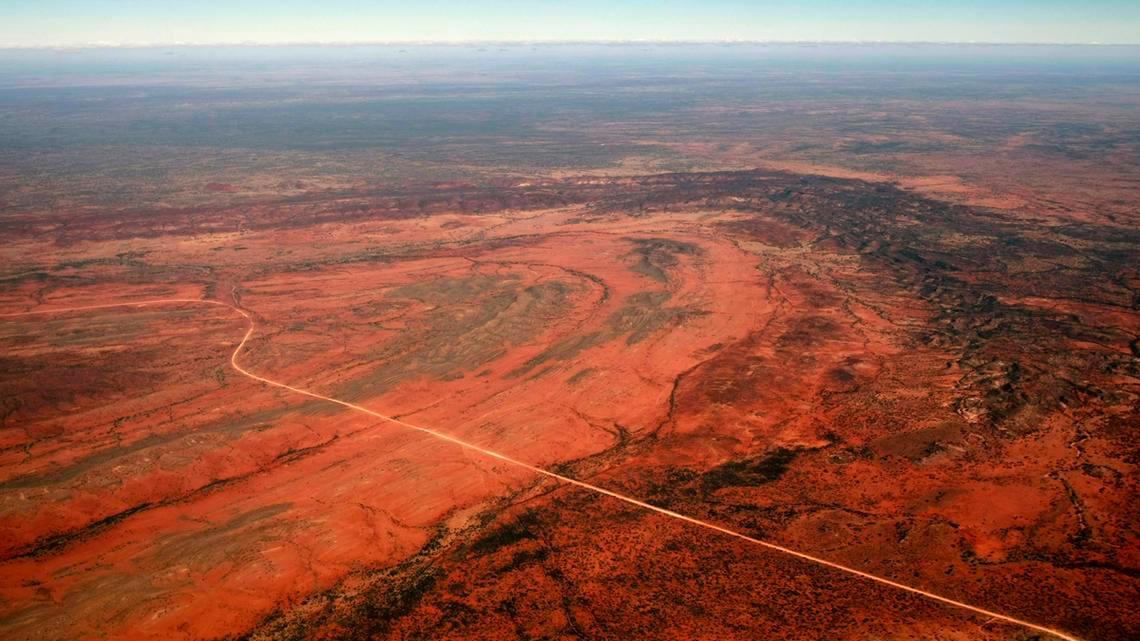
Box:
[0, 170, 1135, 641]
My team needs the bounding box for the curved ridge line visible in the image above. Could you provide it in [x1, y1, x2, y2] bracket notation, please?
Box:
[3, 298, 1082, 641]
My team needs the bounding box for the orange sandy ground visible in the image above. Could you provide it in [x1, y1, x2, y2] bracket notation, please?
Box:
[0, 190, 1135, 640]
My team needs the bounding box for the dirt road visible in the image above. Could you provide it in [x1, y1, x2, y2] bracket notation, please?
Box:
[2, 297, 1083, 641]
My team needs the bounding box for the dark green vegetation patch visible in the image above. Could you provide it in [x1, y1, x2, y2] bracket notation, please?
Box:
[700, 447, 800, 493]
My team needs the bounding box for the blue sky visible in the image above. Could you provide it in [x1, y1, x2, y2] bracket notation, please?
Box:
[1, 0, 1137, 47]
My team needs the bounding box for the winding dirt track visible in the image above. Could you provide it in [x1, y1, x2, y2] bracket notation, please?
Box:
[2, 298, 1082, 641]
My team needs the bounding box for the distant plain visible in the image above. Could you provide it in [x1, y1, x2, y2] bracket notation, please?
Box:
[0, 44, 1137, 641]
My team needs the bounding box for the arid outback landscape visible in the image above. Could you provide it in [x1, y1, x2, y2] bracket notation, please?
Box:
[0, 44, 1138, 641]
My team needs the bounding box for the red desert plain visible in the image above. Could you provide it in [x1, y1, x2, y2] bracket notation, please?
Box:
[0, 44, 1137, 641]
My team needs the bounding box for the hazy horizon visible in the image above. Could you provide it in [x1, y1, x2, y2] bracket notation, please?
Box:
[3, 43, 1137, 89]
[4, 1, 1139, 48]
[3, 40, 1140, 50]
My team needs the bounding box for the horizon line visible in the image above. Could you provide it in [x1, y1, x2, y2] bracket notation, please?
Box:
[2, 39, 1138, 51]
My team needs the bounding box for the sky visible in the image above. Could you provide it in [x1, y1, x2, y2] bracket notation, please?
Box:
[1, 0, 1138, 47]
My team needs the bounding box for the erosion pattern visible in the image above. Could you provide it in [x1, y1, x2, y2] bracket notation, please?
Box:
[0, 169, 1137, 641]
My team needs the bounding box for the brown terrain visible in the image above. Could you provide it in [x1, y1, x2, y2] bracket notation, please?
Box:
[0, 45, 1137, 641]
